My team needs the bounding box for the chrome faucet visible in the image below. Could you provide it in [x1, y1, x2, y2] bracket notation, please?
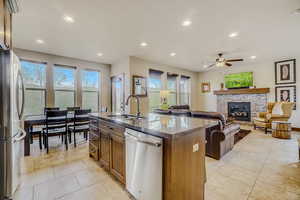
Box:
[125, 95, 141, 117]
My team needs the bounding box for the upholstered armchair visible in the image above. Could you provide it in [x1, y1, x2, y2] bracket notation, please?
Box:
[253, 102, 295, 133]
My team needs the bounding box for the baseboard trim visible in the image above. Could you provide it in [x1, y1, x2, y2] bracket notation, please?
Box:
[292, 127, 300, 132]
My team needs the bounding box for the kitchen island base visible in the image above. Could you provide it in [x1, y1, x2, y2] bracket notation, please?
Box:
[89, 113, 216, 200]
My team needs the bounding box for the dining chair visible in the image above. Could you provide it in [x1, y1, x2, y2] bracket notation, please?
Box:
[43, 110, 68, 153]
[67, 107, 81, 112]
[68, 109, 91, 147]
[28, 108, 58, 148]
[44, 107, 59, 114]
[28, 107, 60, 149]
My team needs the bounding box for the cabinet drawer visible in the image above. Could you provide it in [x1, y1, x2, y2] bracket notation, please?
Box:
[99, 120, 125, 137]
[89, 143, 99, 160]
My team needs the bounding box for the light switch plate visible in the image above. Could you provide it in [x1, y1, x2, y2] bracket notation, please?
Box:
[193, 143, 199, 152]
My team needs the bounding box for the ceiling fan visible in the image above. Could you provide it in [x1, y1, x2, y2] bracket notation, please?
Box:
[204, 53, 244, 69]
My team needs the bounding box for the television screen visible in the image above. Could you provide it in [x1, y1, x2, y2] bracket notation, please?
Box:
[224, 72, 253, 89]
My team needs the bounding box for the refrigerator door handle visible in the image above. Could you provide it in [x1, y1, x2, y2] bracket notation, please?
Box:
[20, 72, 25, 119]
[16, 70, 25, 120]
[14, 128, 27, 143]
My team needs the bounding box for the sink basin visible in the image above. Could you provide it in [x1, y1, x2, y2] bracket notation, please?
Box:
[107, 114, 145, 120]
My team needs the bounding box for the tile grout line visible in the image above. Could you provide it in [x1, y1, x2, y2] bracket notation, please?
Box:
[246, 139, 273, 200]
[55, 160, 91, 200]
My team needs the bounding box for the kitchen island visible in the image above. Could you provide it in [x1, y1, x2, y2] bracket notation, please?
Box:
[89, 112, 217, 200]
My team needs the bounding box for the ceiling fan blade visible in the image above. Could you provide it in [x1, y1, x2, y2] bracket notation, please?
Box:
[207, 64, 215, 68]
[227, 59, 244, 62]
[225, 62, 232, 67]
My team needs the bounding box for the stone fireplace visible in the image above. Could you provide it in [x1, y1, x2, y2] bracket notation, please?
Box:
[228, 102, 251, 121]
[214, 88, 270, 122]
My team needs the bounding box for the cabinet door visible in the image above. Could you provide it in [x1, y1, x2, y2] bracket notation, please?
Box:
[0, 0, 5, 48]
[99, 130, 110, 170]
[110, 133, 125, 184]
[4, 8, 12, 49]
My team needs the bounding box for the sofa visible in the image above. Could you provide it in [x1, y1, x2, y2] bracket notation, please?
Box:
[153, 105, 191, 116]
[190, 111, 240, 160]
[253, 102, 295, 134]
[153, 106, 242, 159]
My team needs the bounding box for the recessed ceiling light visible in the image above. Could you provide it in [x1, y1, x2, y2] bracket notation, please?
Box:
[170, 52, 176, 57]
[250, 56, 257, 59]
[36, 39, 44, 44]
[140, 42, 148, 47]
[182, 20, 192, 27]
[229, 32, 239, 38]
[97, 53, 103, 57]
[63, 15, 75, 23]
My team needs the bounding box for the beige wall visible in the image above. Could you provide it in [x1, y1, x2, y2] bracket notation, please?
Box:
[198, 58, 300, 128]
[129, 56, 199, 114]
[14, 48, 111, 111]
[111, 57, 131, 112]
[111, 56, 199, 114]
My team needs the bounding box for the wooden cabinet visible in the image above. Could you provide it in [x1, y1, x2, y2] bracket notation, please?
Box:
[110, 133, 125, 184]
[0, 0, 4, 48]
[89, 115, 207, 200]
[99, 129, 110, 170]
[89, 116, 100, 160]
[0, 0, 12, 50]
[89, 124, 100, 160]
[89, 118, 126, 184]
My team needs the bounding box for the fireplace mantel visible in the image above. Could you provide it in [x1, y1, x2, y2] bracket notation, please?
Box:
[213, 88, 270, 95]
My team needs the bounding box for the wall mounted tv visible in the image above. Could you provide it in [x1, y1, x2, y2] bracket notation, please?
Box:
[224, 72, 253, 89]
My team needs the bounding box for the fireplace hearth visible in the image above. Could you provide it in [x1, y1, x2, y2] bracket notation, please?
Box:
[228, 102, 251, 122]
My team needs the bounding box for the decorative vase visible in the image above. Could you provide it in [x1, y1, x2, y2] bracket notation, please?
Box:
[221, 83, 224, 90]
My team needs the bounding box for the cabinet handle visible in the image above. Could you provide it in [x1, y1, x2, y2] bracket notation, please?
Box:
[125, 132, 162, 147]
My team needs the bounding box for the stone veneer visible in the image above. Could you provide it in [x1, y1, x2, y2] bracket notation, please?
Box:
[217, 94, 268, 121]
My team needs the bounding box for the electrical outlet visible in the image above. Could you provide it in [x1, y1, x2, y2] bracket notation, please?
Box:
[193, 143, 199, 152]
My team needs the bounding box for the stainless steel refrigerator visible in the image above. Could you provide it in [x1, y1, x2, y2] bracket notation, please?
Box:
[0, 50, 26, 200]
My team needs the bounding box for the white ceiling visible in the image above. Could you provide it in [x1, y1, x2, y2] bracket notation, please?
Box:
[13, 0, 300, 71]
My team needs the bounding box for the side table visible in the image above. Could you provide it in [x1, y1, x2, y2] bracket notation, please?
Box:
[271, 121, 292, 139]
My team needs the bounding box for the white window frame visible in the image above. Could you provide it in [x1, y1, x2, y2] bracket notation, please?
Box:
[20, 59, 47, 115]
[81, 69, 101, 112]
[148, 69, 163, 111]
[53, 64, 77, 109]
[179, 75, 191, 106]
[167, 73, 178, 106]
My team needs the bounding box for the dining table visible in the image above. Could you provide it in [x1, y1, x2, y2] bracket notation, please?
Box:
[23, 114, 89, 156]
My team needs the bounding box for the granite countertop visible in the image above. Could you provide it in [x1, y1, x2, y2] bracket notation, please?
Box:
[90, 112, 218, 138]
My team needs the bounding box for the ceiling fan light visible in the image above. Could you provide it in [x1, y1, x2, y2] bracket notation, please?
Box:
[216, 62, 224, 67]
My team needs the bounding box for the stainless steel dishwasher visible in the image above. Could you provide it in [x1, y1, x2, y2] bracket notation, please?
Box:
[125, 128, 163, 200]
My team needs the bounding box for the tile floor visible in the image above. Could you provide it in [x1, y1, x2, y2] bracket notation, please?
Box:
[14, 127, 300, 200]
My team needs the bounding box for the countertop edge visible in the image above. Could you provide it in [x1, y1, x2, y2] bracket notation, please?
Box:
[89, 114, 218, 139]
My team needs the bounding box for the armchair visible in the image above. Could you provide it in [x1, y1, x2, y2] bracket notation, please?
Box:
[253, 102, 295, 134]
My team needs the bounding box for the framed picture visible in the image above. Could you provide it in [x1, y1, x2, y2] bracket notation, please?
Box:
[201, 82, 210, 93]
[275, 85, 296, 110]
[275, 59, 296, 85]
[132, 75, 147, 97]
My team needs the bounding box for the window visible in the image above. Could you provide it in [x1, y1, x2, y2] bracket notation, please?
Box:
[167, 73, 178, 106]
[82, 70, 100, 112]
[179, 75, 191, 105]
[21, 60, 47, 115]
[111, 75, 125, 113]
[54, 65, 76, 109]
[149, 69, 163, 110]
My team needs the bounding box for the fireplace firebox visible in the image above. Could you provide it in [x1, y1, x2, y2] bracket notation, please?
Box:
[228, 102, 251, 122]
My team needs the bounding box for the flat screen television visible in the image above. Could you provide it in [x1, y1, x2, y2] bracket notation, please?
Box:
[224, 72, 253, 89]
